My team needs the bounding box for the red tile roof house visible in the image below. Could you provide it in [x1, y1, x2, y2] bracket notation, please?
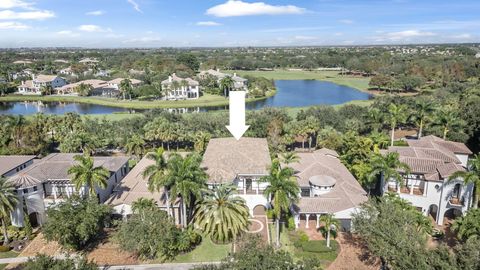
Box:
[17, 74, 67, 95]
[382, 135, 473, 225]
[4, 153, 129, 227]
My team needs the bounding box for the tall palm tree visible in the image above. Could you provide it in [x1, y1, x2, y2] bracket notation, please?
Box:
[194, 184, 249, 245]
[167, 153, 207, 227]
[0, 178, 18, 244]
[193, 131, 211, 154]
[369, 152, 410, 195]
[434, 108, 461, 140]
[40, 85, 53, 96]
[67, 154, 110, 197]
[75, 83, 93, 97]
[410, 99, 436, 138]
[280, 151, 299, 165]
[261, 159, 300, 247]
[125, 135, 145, 159]
[386, 103, 408, 146]
[142, 148, 172, 217]
[366, 108, 384, 132]
[120, 79, 132, 100]
[220, 76, 234, 97]
[368, 131, 390, 152]
[319, 214, 340, 248]
[448, 154, 480, 209]
[132, 198, 157, 220]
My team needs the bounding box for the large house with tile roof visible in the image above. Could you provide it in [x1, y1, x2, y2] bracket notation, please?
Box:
[17, 75, 67, 95]
[4, 153, 129, 227]
[382, 135, 473, 225]
[161, 73, 200, 100]
[200, 137, 367, 230]
[198, 69, 248, 91]
[0, 156, 36, 177]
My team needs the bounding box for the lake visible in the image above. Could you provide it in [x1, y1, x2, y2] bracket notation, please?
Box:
[0, 80, 371, 115]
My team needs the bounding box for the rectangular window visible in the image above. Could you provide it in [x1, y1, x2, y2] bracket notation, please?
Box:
[33, 186, 38, 191]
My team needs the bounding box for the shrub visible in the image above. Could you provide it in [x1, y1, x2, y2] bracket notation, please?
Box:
[301, 240, 338, 253]
[291, 230, 309, 248]
[22, 254, 97, 270]
[266, 209, 274, 219]
[287, 216, 296, 231]
[0, 245, 11, 252]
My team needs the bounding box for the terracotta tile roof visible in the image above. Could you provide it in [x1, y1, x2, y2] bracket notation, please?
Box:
[107, 78, 143, 85]
[57, 79, 108, 91]
[34, 75, 60, 83]
[7, 173, 42, 189]
[289, 149, 367, 214]
[0, 155, 36, 176]
[201, 138, 271, 183]
[161, 73, 199, 86]
[6, 153, 129, 184]
[19, 80, 33, 88]
[106, 156, 179, 207]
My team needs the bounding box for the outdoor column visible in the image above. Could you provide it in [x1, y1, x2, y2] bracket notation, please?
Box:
[256, 180, 259, 195]
[52, 183, 57, 200]
[243, 178, 246, 195]
[316, 214, 320, 228]
[294, 215, 300, 229]
[423, 182, 427, 196]
[305, 214, 310, 228]
[410, 180, 414, 195]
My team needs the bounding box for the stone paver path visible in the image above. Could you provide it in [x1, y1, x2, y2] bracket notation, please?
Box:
[327, 233, 379, 270]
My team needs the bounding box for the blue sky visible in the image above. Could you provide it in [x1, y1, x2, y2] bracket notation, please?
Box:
[0, 0, 479, 47]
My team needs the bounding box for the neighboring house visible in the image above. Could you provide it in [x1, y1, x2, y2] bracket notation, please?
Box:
[161, 73, 200, 100]
[289, 149, 368, 230]
[79, 58, 99, 65]
[106, 78, 143, 91]
[106, 156, 182, 224]
[59, 67, 77, 77]
[17, 75, 67, 95]
[198, 69, 248, 91]
[5, 153, 130, 227]
[56, 79, 111, 96]
[382, 135, 473, 225]
[11, 69, 34, 80]
[200, 138, 366, 230]
[0, 155, 36, 178]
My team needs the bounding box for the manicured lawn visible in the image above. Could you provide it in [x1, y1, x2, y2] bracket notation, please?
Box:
[0, 94, 269, 110]
[226, 70, 371, 92]
[173, 237, 230, 263]
[269, 224, 339, 266]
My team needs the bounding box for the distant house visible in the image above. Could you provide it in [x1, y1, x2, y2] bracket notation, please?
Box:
[79, 58, 99, 65]
[161, 73, 200, 100]
[12, 60, 33, 65]
[55, 79, 109, 95]
[382, 135, 474, 225]
[17, 75, 67, 95]
[5, 153, 130, 227]
[59, 67, 77, 77]
[198, 69, 248, 91]
[11, 69, 34, 80]
[106, 78, 143, 90]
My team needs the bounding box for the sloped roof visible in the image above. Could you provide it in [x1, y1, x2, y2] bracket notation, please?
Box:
[161, 73, 199, 86]
[8, 173, 41, 189]
[6, 153, 129, 185]
[0, 156, 36, 176]
[289, 149, 368, 214]
[34, 75, 61, 83]
[201, 138, 271, 183]
[106, 156, 179, 207]
[107, 78, 143, 85]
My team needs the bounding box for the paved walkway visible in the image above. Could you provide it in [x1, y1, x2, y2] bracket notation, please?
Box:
[99, 262, 220, 270]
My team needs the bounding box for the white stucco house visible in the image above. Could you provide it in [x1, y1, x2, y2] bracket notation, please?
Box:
[17, 75, 67, 95]
[161, 73, 200, 100]
[5, 153, 130, 227]
[198, 69, 248, 91]
[382, 135, 473, 225]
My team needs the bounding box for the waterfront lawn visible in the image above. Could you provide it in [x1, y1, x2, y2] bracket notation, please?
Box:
[173, 237, 230, 263]
[227, 70, 371, 91]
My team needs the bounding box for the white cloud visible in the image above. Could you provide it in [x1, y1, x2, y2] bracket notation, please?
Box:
[57, 30, 80, 37]
[0, 10, 55, 20]
[196, 21, 222, 26]
[123, 36, 162, 43]
[0, 21, 29, 30]
[206, 0, 306, 17]
[384, 30, 436, 40]
[86, 10, 105, 16]
[338, 19, 353, 24]
[450, 33, 472, 39]
[78, 24, 112, 32]
[127, 0, 142, 13]
[0, 0, 32, 9]
[294, 35, 317, 40]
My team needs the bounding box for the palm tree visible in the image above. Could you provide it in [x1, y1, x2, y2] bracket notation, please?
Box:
[434, 108, 461, 140]
[280, 151, 299, 165]
[368, 152, 410, 195]
[132, 198, 157, 220]
[194, 184, 249, 245]
[368, 131, 390, 152]
[40, 85, 53, 96]
[67, 154, 110, 197]
[120, 79, 132, 100]
[448, 154, 480, 209]
[220, 76, 234, 97]
[319, 214, 340, 248]
[410, 99, 436, 138]
[366, 108, 384, 132]
[261, 159, 300, 247]
[451, 209, 480, 240]
[75, 83, 93, 97]
[125, 135, 145, 159]
[386, 103, 408, 146]
[142, 148, 172, 217]
[193, 131, 211, 154]
[0, 178, 18, 244]
[167, 153, 207, 227]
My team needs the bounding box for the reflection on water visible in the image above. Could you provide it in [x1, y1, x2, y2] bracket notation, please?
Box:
[0, 80, 371, 115]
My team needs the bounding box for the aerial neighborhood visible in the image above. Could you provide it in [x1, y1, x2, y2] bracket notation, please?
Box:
[0, 1, 479, 269]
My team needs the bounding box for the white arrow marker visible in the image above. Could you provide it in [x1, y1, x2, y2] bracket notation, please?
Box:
[226, 91, 249, 140]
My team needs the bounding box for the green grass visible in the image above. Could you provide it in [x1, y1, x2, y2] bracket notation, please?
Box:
[173, 236, 230, 263]
[0, 250, 18, 259]
[227, 70, 371, 92]
[269, 224, 339, 265]
[0, 94, 269, 110]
